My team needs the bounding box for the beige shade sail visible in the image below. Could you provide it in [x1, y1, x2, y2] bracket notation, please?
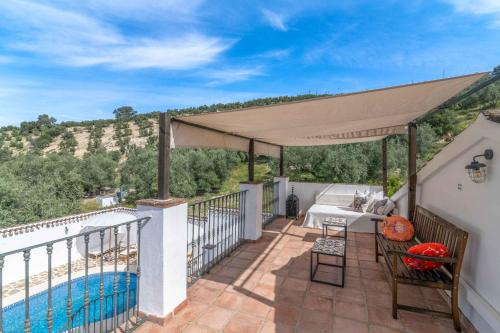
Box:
[171, 120, 281, 158]
[171, 72, 486, 157]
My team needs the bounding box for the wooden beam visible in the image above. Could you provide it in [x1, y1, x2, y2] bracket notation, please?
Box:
[279, 146, 284, 176]
[382, 138, 388, 197]
[408, 122, 417, 220]
[248, 139, 255, 182]
[158, 113, 171, 200]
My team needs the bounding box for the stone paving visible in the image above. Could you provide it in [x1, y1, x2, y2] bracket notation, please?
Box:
[136, 218, 477, 333]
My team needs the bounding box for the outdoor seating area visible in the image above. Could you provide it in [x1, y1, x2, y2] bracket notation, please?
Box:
[2, 73, 498, 333]
[137, 72, 497, 332]
[302, 184, 395, 233]
[136, 217, 475, 333]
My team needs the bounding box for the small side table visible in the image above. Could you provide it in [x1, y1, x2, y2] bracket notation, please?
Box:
[322, 217, 347, 239]
[310, 237, 346, 287]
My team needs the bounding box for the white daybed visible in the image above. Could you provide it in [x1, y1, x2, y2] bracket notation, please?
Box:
[302, 184, 393, 233]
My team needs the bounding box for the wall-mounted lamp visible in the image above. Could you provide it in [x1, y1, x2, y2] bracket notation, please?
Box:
[465, 149, 493, 183]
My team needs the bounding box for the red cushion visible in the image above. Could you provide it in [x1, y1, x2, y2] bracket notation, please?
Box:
[404, 242, 449, 271]
[382, 216, 414, 241]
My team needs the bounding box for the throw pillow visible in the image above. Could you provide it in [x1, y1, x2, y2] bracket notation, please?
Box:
[381, 199, 396, 215]
[382, 215, 414, 241]
[352, 191, 368, 211]
[370, 198, 387, 214]
[404, 243, 449, 271]
[362, 194, 376, 213]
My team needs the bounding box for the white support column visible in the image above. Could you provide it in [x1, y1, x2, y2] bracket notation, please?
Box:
[136, 198, 188, 321]
[273, 176, 289, 216]
[239, 182, 263, 241]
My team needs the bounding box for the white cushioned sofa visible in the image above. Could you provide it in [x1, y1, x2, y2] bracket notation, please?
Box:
[302, 184, 394, 233]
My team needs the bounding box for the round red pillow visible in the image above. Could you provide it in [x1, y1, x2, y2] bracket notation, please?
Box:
[404, 242, 449, 271]
[382, 216, 414, 241]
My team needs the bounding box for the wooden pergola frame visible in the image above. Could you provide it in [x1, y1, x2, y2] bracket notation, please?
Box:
[157, 113, 415, 216]
[156, 72, 499, 220]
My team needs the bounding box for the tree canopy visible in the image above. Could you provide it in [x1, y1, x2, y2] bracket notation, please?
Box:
[113, 106, 137, 121]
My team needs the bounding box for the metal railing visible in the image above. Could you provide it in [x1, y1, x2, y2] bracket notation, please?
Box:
[70, 289, 137, 332]
[187, 191, 247, 286]
[262, 181, 279, 226]
[0, 216, 150, 333]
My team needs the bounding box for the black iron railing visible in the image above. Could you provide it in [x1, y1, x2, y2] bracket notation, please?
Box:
[187, 191, 247, 286]
[0, 215, 150, 333]
[262, 181, 279, 226]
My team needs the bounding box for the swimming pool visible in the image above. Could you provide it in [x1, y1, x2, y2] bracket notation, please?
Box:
[2, 272, 137, 333]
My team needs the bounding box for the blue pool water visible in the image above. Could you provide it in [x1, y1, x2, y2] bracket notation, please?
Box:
[2, 272, 137, 333]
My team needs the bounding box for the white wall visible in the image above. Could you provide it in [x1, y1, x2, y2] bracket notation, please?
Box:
[1, 222, 84, 285]
[392, 114, 500, 333]
[288, 182, 332, 214]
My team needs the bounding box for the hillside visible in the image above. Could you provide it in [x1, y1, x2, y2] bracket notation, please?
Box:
[0, 94, 330, 158]
[0, 71, 499, 228]
[0, 116, 159, 158]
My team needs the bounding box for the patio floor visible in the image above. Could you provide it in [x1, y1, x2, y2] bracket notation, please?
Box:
[136, 218, 475, 333]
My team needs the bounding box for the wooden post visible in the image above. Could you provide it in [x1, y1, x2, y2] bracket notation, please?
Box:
[158, 113, 171, 200]
[248, 139, 255, 182]
[408, 122, 417, 220]
[382, 138, 388, 197]
[279, 146, 284, 176]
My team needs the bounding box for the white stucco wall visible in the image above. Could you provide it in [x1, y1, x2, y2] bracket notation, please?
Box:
[1, 222, 84, 285]
[288, 182, 331, 214]
[392, 114, 500, 333]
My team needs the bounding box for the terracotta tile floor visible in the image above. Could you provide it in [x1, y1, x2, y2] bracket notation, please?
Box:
[136, 218, 473, 333]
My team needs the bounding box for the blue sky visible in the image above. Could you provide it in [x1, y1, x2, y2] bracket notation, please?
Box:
[0, 0, 499, 126]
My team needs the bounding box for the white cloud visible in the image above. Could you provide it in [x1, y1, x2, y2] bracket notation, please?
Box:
[203, 66, 265, 86]
[445, 0, 500, 15]
[444, 0, 500, 26]
[0, 0, 232, 70]
[62, 35, 232, 70]
[261, 9, 288, 31]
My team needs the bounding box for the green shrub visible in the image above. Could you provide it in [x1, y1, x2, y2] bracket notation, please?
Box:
[59, 130, 78, 154]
